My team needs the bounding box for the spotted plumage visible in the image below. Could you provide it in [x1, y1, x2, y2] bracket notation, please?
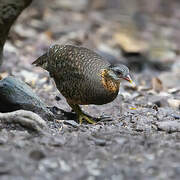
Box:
[33, 44, 133, 124]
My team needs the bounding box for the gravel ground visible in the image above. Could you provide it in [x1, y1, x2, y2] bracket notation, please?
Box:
[0, 0, 180, 179]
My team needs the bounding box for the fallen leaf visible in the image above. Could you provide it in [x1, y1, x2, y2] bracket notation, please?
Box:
[113, 31, 148, 53]
[152, 77, 164, 93]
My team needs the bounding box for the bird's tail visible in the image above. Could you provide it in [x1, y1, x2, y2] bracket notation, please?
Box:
[32, 53, 48, 69]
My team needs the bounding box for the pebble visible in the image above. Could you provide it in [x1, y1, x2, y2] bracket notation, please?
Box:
[167, 99, 180, 110]
[94, 138, 106, 146]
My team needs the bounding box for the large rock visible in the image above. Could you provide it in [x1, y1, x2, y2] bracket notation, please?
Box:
[0, 76, 54, 121]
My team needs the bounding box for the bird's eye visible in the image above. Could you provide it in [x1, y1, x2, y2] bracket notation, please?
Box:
[116, 71, 122, 76]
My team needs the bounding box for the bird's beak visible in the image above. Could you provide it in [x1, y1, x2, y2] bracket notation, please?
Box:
[123, 75, 136, 87]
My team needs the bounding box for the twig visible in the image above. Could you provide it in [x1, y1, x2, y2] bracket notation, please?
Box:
[0, 110, 47, 133]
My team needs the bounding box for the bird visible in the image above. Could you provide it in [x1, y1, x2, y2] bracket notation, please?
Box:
[32, 44, 135, 124]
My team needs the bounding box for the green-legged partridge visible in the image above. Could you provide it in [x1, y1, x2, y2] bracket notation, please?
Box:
[32, 45, 134, 124]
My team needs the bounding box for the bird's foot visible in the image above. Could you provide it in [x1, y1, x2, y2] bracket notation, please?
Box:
[67, 102, 96, 124]
[78, 113, 96, 124]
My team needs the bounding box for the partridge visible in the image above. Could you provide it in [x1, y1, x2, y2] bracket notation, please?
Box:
[33, 45, 134, 124]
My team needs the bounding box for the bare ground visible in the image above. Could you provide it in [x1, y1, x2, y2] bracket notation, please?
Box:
[0, 0, 180, 179]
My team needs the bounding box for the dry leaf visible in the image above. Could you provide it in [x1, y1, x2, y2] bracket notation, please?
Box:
[152, 77, 164, 93]
[113, 31, 148, 53]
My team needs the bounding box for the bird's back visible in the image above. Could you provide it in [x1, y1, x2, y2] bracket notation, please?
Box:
[49, 45, 110, 74]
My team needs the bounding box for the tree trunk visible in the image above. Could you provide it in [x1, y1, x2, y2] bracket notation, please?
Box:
[0, 0, 32, 67]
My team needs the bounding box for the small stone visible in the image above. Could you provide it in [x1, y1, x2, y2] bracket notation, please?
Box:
[168, 99, 180, 110]
[155, 121, 180, 133]
[55, 96, 61, 101]
[94, 138, 106, 146]
[29, 150, 46, 161]
[59, 160, 71, 172]
[152, 104, 159, 111]
[54, 0, 89, 11]
[63, 120, 79, 128]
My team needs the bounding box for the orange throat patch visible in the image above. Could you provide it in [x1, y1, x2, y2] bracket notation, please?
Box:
[100, 69, 120, 93]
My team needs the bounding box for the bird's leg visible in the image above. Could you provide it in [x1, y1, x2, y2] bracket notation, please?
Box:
[67, 103, 96, 124]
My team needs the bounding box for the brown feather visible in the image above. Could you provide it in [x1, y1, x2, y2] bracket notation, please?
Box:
[32, 53, 48, 69]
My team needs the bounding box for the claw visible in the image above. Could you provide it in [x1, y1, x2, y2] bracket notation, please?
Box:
[79, 114, 96, 124]
[67, 102, 96, 124]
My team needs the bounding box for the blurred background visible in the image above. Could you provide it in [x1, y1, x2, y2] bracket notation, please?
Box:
[1, 0, 180, 101]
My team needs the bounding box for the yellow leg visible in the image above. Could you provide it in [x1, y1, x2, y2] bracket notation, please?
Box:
[67, 103, 96, 124]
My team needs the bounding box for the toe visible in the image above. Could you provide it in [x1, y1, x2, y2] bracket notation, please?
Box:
[78, 114, 96, 124]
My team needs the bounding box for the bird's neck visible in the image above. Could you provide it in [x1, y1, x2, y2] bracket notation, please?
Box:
[100, 69, 120, 93]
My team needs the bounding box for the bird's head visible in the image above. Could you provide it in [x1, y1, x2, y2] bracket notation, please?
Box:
[107, 64, 135, 86]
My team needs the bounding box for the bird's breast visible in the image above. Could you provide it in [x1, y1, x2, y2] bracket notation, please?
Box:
[100, 69, 120, 94]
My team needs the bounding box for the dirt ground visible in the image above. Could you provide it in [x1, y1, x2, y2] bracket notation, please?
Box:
[0, 0, 180, 179]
